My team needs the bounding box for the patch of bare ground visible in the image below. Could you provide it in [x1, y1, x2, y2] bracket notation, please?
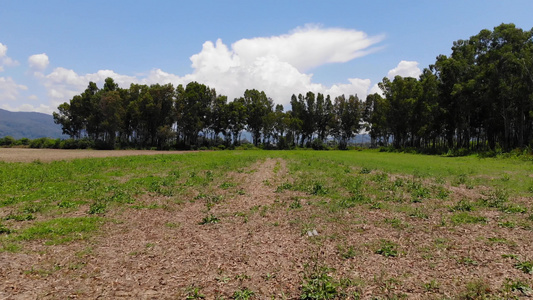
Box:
[0, 148, 194, 163]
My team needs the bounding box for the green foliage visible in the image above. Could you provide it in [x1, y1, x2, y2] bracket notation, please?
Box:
[450, 212, 487, 225]
[232, 287, 254, 300]
[515, 260, 533, 274]
[17, 217, 102, 244]
[375, 240, 399, 257]
[199, 214, 219, 225]
[459, 279, 492, 300]
[300, 265, 339, 300]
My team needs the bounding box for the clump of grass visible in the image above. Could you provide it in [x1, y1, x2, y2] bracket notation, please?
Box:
[408, 208, 429, 219]
[515, 260, 533, 274]
[4, 214, 35, 221]
[184, 285, 205, 299]
[301, 265, 339, 300]
[449, 199, 475, 212]
[310, 182, 328, 195]
[199, 214, 219, 225]
[450, 212, 487, 225]
[276, 182, 293, 193]
[459, 279, 492, 300]
[17, 217, 102, 245]
[375, 240, 399, 257]
[0, 222, 13, 234]
[232, 287, 254, 300]
[88, 200, 107, 215]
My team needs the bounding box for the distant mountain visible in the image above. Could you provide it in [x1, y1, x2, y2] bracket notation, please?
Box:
[0, 109, 67, 139]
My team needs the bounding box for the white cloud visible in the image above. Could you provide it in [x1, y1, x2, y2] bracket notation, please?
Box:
[387, 60, 421, 79]
[0, 77, 28, 101]
[1, 103, 52, 114]
[28, 53, 50, 71]
[0, 42, 20, 72]
[35, 25, 385, 111]
[232, 24, 384, 72]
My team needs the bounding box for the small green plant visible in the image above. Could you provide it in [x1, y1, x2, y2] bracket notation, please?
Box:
[199, 214, 220, 225]
[375, 240, 398, 257]
[423, 279, 440, 292]
[408, 208, 428, 219]
[219, 182, 236, 189]
[498, 220, 516, 228]
[359, 167, 371, 174]
[450, 199, 475, 212]
[88, 200, 107, 214]
[460, 279, 491, 300]
[276, 182, 293, 193]
[458, 256, 478, 266]
[300, 265, 339, 300]
[310, 182, 328, 195]
[0, 222, 12, 234]
[503, 278, 532, 296]
[290, 198, 302, 209]
[515, 260, 533, 274]
[232, 287, 254, 300]
[184, 285, 205, 299]
[338, 245, 358, 259]
[4, 214, 35, 221]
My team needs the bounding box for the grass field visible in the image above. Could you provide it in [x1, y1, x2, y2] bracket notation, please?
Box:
[1, 149, 533, 299]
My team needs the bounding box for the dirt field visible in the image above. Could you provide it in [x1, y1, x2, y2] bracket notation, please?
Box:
[0, 148, 193, 163]
[1, 150, 532, 299]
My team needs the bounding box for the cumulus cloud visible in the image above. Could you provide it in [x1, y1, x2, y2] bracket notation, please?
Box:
[35, 25, 385, 111]
[0, 77, 28, 101]
[0, 42, 20, 72]
[28, 53, 50, 71]
[387, 60, 421, 79]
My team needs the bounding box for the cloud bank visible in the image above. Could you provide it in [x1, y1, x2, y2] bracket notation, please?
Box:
[1, 26, 422, 114]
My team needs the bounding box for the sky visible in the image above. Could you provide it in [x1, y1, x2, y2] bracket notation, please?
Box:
[1, 1, 532, 115]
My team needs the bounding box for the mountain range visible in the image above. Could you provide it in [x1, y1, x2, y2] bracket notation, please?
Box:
[0, 109, 66, 139]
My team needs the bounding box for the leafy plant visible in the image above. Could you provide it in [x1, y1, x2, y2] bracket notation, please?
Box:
[515, 260, 533, 274]
[233, 287, 254, 300]
[375, 240, 398, 257]
[300, 266, 338, 299]
[199, 214, 220, 225]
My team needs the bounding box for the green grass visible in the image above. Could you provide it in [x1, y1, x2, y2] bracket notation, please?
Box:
[16, 217, 103, 245]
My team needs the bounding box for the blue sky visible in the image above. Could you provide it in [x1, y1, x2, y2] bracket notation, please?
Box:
[1, 0, 532, 114]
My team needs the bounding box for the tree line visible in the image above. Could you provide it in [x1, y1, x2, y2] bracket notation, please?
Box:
[53, 23, 533, 152]
[52, 78, 363, 150]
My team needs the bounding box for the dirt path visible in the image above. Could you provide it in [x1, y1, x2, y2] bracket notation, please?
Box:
[0, 148, 194, 163]
[0, 158, 314, 299]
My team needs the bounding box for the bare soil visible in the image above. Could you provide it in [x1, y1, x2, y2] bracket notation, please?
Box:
[0, 148, 193, 163]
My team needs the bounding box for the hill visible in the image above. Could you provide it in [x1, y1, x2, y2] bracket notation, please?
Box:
[0, 109, 66, 139]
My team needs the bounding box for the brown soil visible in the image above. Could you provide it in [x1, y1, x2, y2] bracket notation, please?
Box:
[0, 148, 194, 163]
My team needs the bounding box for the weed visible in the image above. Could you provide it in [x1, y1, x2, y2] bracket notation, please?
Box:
[88, 200, 107, 214]
[450, 199, 475, 212]
[480, 188, 509, 208]
[458, 256, 478, 266]
[338, 193, 369, 208]
[0, 222, 12, 234]
[460, 279, 492, 300]
[498, 220, 516, 228]
[301, 265, 339, 300]
[310, 182, 328, 195]
[408, 208, 428, 219]
[375, 240, 398, 257]
[165, 222, 180, 228]
[185, 285, 206, 299]
[289, 198, 302, 209]
[276, 182, 293, 193]
[503, 278, 532, 296]
[423, 279, 440, 292]
[515, 260, 533, 274]
[337, 244, 358, 259]
[359, 167, 371, 174]
[219, 182, 235, 189]
[369, 201, 383, 210]
[232, 287, 254, 300]
[199, 214, 220, 225]
[500, 203, 527, 214]
[4, 214, 35, 221]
